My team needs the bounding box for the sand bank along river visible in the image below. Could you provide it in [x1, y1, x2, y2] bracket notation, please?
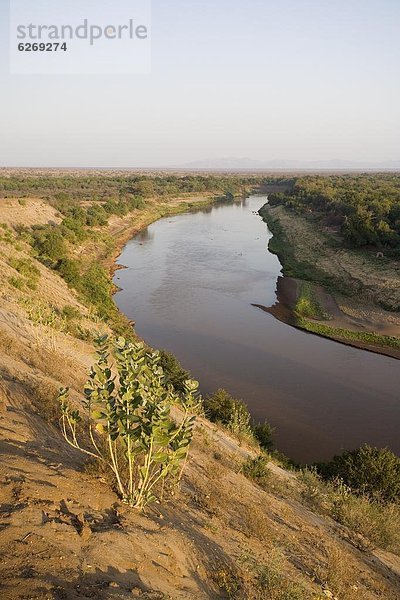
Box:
[114, 196, 400, 463]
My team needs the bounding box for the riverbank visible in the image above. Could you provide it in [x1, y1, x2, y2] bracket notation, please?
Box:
[68, 192, 226, 337]
[112, 194, 400, 462]
[1, 192, 400, 598]
[259, 204, 400, 359]
[76, 192, 220, 274]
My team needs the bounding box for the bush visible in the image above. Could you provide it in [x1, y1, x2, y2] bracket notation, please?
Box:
[61, 305, 81, 320]
[297, 468, 400, 553]
[332, 490, 400, 552]
[61, 217, 87, 243]
[8, 257, 40, 290]
[253, 421, 274, 451]
[59, 336, 200, 510]
[159, 350, 191, 393]
[242, 455, 270, 486]
[317, 445, 400, 502]
[204, 388, 252, 436]
[85, 205, 108, 226]
[33, 227, 66, 261]
[8, 276, 24, 290]
[228, 400, 253, 436]
[79, 263, 114, 316]
[9, 257, 39, 278]
[56, 257, 81, 286]
[203, 388, 235, 424]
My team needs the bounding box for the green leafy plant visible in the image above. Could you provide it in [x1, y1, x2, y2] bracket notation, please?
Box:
[317, 444, 400, 503]
[159, 349, 191, 393]
[253, 421, 275, 451]
[204, 388, 252, 436]
[242, 455, 270, 486]
[58, 336, 200, 510]
[8, 275, 24, 290]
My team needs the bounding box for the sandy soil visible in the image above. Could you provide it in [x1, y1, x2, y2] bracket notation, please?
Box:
[255, 277, 400, 359]
[0, 198, 61, 228]
[267, 205, 400, 315]
[261, 206, 400, 357]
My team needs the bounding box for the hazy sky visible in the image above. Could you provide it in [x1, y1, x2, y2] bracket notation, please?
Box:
[0, 0, 399, 167]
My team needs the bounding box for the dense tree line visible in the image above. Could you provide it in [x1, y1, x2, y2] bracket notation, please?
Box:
[0, 173, 271, 200]
[269, 174, 400, 256]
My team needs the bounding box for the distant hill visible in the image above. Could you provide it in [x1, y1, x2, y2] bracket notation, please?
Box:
[181, 157, 400, 170]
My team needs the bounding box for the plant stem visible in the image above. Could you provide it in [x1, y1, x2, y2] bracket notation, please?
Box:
[107, 434, 126, 500]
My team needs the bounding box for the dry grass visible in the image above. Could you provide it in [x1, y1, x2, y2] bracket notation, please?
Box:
[239, 549, 311, 600]
[297, 469, 400, 554]
[240, 504, 274, 541]
[332, 494, 400, 553]
[26, 378, 62, 425]
[312, 541, 360, 600]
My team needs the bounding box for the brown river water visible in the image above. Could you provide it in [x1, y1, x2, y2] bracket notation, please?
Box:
[113, 196, 400, 463]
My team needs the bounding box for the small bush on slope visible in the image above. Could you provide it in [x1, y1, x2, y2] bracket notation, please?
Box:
[242, 455, 271, 488]
[253, 421, 275, 452]
[317, 444, 400, 503]
[159, 349, 191, 393]
[203, 388, 253, 437]
[59, 335, 200, 510]
[204, 389, 275, 449]
[298, 468, 400, 553]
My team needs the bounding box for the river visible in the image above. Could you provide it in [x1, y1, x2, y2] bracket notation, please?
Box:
[113, 196, 400, 463]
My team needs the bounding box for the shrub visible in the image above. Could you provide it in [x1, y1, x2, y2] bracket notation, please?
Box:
[58, 336, 200, 510]
[159, 350, 190, 393]
[85, 205, 108, 226]
[297, 468, 400, 552]
[240, 550, 308, 600]
[79, 263, 114, 316]
[241, 505, 271, 541]
[61, 217, 87, 243]
[253, 421, 275, 451]
[26, 278, 38, 291]
[33, 227, 66, 261]
[61, 305, 81, 320]
[204, 388, 252, 436]
[298, 467, 325, 505]
[8, 257, 40, 290]
[332, 490, 400, 552]
[317, 445, 400, 502]
[28, 379, 62, 425]
[9, 257, 40, 278]
[242, 455, 270, 486]
[56, 257, 81, 286]
[228, 400, 252, 436]
[8, 275, 24, 290]
[204, 388, 235, 424]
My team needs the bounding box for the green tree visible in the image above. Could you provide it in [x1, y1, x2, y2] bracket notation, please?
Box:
[33, 228, 66, 261]
[56, 258, 80, 286]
